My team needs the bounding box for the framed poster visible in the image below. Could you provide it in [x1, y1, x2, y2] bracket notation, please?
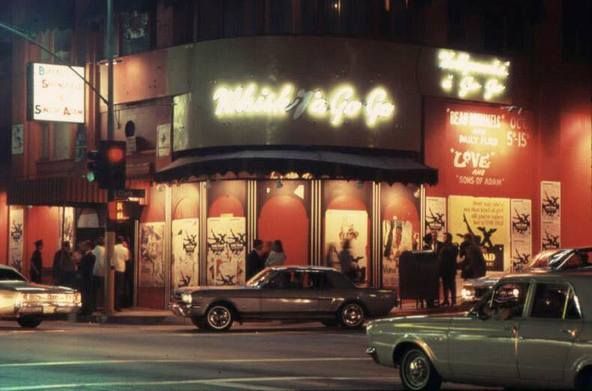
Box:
[8, 207, 24, 272]
[59, 207, 75, 245]
[139, 222, 165, 287]
[206, 216, 246, 286]
[11, 124, 24, 155]
[172, 218, 199, 288]
[382, 219, 413, 288]
[157, 123, 171, 157]
[510, 199, 532, 271]
[448, 196, 511, 272]
[425, 196, 447, 241]
[540, 181, 561, 250]
[324, 209, 368, 284]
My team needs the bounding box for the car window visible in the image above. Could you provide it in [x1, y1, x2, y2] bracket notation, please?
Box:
[309, 271, 331, 289]
[326, 271, 355, 289]
[266, 270, 303, 289]
[565, 289, 582, 320]
[481, 282, 529, 320]
[0, 268, 26, 281]
[530, 283, 578, 319]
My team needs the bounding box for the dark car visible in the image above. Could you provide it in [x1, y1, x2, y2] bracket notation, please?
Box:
[171, 266, 397, 331]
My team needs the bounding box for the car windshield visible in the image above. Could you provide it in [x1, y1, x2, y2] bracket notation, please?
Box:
[246, 268, 273, 287]
[528, 249, 569, 269]
[0, 268, 26, 282]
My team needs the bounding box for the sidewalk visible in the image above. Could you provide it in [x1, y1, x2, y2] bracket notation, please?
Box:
[77, 300, 469, 326]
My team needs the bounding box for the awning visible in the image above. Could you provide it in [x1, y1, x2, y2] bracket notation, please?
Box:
[156, 147, 437, 185]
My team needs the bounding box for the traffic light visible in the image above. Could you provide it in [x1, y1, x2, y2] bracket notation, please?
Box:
[86, 141, 126, 189]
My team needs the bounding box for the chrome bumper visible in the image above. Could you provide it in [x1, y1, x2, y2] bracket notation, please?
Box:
[170, 302, 202, 318]
[16, 303, 81, 316]
[366, 347, 379, 363]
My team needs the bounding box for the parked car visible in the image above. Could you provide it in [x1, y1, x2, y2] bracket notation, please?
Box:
[367, 271, 592, 390]
[0, 264, 81, 328]
[171, 266, 397, 331]
[461, 247, 592, 303]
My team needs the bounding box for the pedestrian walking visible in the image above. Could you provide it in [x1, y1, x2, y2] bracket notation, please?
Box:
[112, 236, 129, 311]
[265, 240, 286, 267]
[79, 241, 96, 316]
[246, 239, 265, 280]
[458, 234, 486, 280]
[338, 239, 357, 281]
[30, 240, 43, 283]
[52, 241, 76, 287]
[92, 237, 106, 308]
[438, 233, 459, 306]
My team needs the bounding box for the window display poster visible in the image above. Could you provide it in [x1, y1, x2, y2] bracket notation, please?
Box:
[540, 181, 561, 250]
[382, 219, 413, 288]
[448, 196, 511, 272]
[206, 216, 246, 286]
[8, 207, 24, 272]
[139, 222, 165, 287]
[324, 209, 368, 284]
[510, 199, 532, 271]
[59, 207, 75, 245]
[425, 196, 447, 241]
[172, 218, 199, 288]
[157, 123, 171, 157]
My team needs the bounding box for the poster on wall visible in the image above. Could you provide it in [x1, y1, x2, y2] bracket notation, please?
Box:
[448, 196, 510, 272]
[382, 219, 413, 288]
[172, 218, 199, 288]
[59, 207, 75, 245]
[139, 222, 165, 287]
[206, 216, 246, 286]
[510, 199, 532, 271]
[541, 181, 561, 250]
[173, 93, 191, 152]
[157, 123, 171, 157]
[11, 124, 24, 155]
[424, 196, 447, 241]
[8, 207, 24, 272]
[325, 209, 368, 284]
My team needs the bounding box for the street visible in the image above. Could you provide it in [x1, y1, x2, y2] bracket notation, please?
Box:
[0, 320, 493, 390]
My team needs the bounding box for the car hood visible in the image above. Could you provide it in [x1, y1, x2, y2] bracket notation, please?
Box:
[0, 281, 77, 293]
[463, 272, 506, 288]
[368, 314, 456, 330]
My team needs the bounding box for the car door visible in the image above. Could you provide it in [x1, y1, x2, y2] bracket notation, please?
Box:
[260, 270, 319, 317]
[517, 281, 583, 383]
[448, 280, 528, 382]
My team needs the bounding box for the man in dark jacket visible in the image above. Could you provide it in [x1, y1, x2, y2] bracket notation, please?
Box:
[52, 241, 76, 287]
[245, 239, 265, 281]
[438, 233, 459, 306]
[78, 241, 96, 316]
[30, 240, 43, 283]
[459, 234, 486, 280]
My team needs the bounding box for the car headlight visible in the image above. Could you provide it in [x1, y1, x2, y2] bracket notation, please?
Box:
[461, 288, 475, 301]
[181, 293, 193, 304]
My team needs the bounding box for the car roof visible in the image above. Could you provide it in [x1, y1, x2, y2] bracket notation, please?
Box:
[0, 264, 17, 271]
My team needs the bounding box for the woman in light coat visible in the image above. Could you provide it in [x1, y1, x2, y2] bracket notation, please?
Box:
[265, 240, 286, 267]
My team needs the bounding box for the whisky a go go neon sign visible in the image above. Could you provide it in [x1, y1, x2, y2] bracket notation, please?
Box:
[212, 82, 395, 128]
[438, 49, 510, 101]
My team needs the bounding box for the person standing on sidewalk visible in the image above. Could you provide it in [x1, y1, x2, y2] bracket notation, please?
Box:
[30, 240, 43, 283]
[438, 233, 459, 306]
[112, 236, 129, 312]
[265, 240, 286, 267]
[79, 241, 96, 316]
[246, 239, 265, 281]
[92, 237, 106, 308]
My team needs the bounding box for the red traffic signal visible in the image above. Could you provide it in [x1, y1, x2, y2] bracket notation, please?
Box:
[85, 141, 126, 189]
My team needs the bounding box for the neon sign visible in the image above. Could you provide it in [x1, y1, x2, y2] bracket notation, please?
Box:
[213, 83, 395, 128]
[438, 50, 510, 101]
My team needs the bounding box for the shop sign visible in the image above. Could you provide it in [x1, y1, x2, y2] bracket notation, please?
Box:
[437, 49, 510, 101]
[212, 83, 395, 128]
[28, 63, 85, 123]
[441, 105, 532, 190]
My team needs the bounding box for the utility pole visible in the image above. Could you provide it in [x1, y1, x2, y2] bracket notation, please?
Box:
[104, 0, 116, 316]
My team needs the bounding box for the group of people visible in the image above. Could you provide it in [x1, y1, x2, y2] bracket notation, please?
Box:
[424, 231, 486, 306]
[245, 239, 286, 280]
[29, 236, 132, 315]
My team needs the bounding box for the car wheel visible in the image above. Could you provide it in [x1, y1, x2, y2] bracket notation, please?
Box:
[205, 304, 234, 331]
[190, 316, 207, 329]
[17, 316, 42, 329]
[338, 302, 365, 329]
[399, 348, 442, 391]
[575, 368, 592, 391]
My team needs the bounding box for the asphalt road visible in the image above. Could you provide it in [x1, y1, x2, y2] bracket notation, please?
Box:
[0, 320, 492, 390]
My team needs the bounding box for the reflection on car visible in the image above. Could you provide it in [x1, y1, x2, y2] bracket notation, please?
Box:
[461, 246, 592, 303]
[171, 266, 397, 331]
[0, 264, 81, 328]
[367, 271, 592, 390]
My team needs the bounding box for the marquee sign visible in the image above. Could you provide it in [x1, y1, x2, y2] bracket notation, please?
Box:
[28, 63, 85, 123]
[212, 83, 395, 128]
[437, 49, 510, 102]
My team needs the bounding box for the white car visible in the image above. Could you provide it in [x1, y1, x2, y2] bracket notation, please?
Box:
[367, 271, 592, 390]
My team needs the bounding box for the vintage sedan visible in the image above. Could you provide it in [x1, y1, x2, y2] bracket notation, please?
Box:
[367, 271, 592, 390]
[461, 246, 592, 303]
[171, 266, 397, 331]
[0, 264, 81, 328]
